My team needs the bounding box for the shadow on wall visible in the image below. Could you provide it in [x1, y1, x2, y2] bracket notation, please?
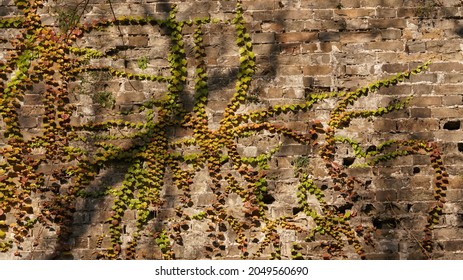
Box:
[4, 0, 450, 260]
[38, 0, 175, 260]
[455, 25, 463, 37]
[39, 0, 286, 260]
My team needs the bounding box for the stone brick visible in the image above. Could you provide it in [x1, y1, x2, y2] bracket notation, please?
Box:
[406, 41, 426, 53]
[278, 10, 314, 21]
[301, 20, 321, 31]
[115, 90, 145, 104]
[443, 73, 463, 83]
[280, 43, 302, 54]
[369, 18, 407, 29]
[343, 53, 375, 64]
[409, 73, 438, 83]
[340, 31, 381, 43]
[438, 6, 463, 18]
[409, 108, 432, 118]
[252, 32, 275, 44]
[303, 0, 341, 9]
[377, 84, 412, 95]
[443, 95, 463, 106]
[284, 21, 306, 33]
[376, 8, 397, 18]
[434, 131, 463, 141]
[266, 87, 298, 98]
[23, 94, 43, 105]
[367, 41, 404, 51]
[442, 240, 463, 252]
[380, 29, 402, 40]
[127, 36, 149, 47]
[261, 22, 284, 33]
[398, 188, 433, 201]
[397, 8, 415, 17]
[448, 176, 463, 190]
[242, 0, 275, 10]
[345, 64, 372, 75]
[321, 19, 348, 30]
[429, 62, 463, 72]
[313, 9, 335, 20]
[303, 65, 332, 75]
[303, 76, 315, 87]
[318, 31, 340, 42]
[376, 189, 397, 201]
[335, 8, 375, 18]
[374, 53, 399, 63]
[374, 119, 398, 132]
[279, 65, 303, 75]
[411, 84, 434, 96]
[194, 193, 217, 207]
[410, 96, 441, 109]
[251, 11, 275, 22]
[381, 63, 408, 73]
[321, 42, 341, 52]
[276, 32, 318, 43]
[434, 85, 463, 96]
[345, 18, 369, 30]
[276, 144, 310, 156]
[341, 0, 361, 8]
[155, 3, 172, 13]
[426, 40, 462, 53]
[307, 53, 331, 64]
[361, 0, 405, 8]
[397, 118, 439, 131]
[446, 189, 463, 202]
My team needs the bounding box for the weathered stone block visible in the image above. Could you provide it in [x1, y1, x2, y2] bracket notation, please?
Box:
[430, 62, 463, 72]
[242, 0, 275, 10]
[368, 41, 404, 51]
[127, 36, 149, 47]
[318, 31, 340, 41]
[345, 64, 372, 75]
[303, 65, 332, 75]
[398, 118, 439, 132]
[376, 8, 397, 18]
[336, 8, 375, 18]
[18, 116, 38, 128]
[303, 0, 341, 9]
[361, 0, 405, 8]
[116, 91, 145, 104]
[381, 62, 408, 73]
[406, 41, 426, 53]
[276, 32, 318, 43]
[376, 189, 397, 201]
[252, 32, 275, 44]
[398, 188, 434, 201]
[369, 18, 407, 29]
[409, 96, 441, 107]
[341, 0, 361, 8]
[409, 108, 432, 118]
[340, 31, 381, 43]
[380, 29, 402, 40]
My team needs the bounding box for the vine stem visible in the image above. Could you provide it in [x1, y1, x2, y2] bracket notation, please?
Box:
[107, 0, 125, 46]
[64, 0, 90, 40]
[385, 197, 432, 259]
[25, 225, 44, 260]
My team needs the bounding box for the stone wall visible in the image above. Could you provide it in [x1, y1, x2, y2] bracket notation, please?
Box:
[1, 0, 463, 260]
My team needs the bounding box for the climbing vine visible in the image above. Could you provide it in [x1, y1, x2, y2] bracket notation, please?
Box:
[0, 0, 449, 260]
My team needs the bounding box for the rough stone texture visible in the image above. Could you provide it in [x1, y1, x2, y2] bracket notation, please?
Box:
[2, 0, 463, 260]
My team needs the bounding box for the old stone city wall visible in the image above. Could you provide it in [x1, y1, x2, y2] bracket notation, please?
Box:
[1, 0, 463, 260]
